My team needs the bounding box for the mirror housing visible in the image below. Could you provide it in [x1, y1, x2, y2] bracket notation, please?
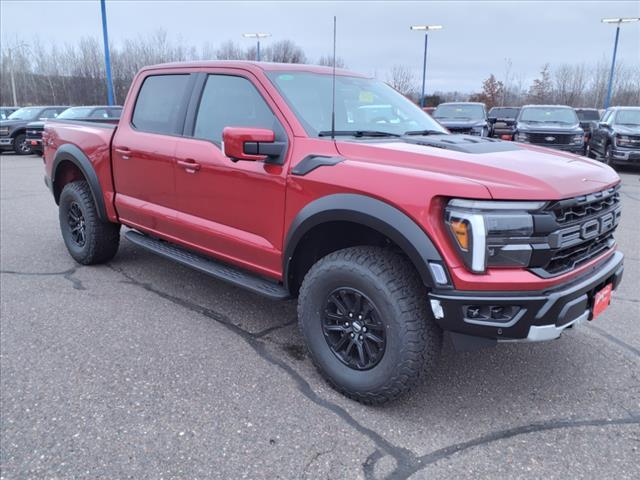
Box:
[222, 127, 276, 162]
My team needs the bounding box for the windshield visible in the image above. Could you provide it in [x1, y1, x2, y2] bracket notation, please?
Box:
[7, 107, 41, 121]
[58, 107, 94, 119]
[267, 72, 447, 136]
[433, 104, 484, 121]
[488, 107, 519, 119]
[519, 107, 578, 125]
[576, 110, 600, 121]
[614, 109, 640, 126]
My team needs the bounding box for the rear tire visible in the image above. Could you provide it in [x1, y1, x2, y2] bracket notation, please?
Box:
[59, 181, 120, 265]
[603, 145, 614, 167]
[298, 247, 442, 404]
[13, 134, 31, 155]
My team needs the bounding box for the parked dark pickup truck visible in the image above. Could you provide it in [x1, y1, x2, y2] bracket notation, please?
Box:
[487, 106, 520, 139]
[587, 106, 640, 167]
[575, 108, 601, 153]
[514, 105, 584, 154]
[432, 102, 491, 136]
[43, 61, 623, 403]
[0, 105, 68, 155]
[27, 106, 123, 155]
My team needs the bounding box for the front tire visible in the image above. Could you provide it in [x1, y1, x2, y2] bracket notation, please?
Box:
[13, 134, 31, 155]
[298, 247, 442, 404]
[59, 181, 121, 265]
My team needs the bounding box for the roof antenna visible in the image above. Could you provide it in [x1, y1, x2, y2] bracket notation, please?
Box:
[331, 15, 337, 140]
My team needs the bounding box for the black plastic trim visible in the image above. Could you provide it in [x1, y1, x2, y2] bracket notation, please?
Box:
[51, 144, 108, 221]
[291, 155, 344, 176]
[283, 193, 447, 289]
[429, 251, 624, 340]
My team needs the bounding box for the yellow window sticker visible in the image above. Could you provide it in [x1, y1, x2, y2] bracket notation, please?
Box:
[359, 91, 375, 103]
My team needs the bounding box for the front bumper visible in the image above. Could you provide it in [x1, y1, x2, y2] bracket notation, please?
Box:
[611, 147, 640, 164]
[429, 251, 624, 342]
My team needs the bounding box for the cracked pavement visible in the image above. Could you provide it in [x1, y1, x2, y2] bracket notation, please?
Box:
[1, 154, 639, 479]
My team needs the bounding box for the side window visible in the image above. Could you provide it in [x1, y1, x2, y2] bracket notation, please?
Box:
[109, 108, 123, 119]
[193, 75, 279, 144]
[601, 110, 613, 125]
[39, 109, 59, 119]
[90, 108, 109, 119]
[132, 74, 191, 135]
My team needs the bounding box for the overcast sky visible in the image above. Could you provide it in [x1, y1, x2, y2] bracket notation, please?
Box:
[1, 0, 638, 92]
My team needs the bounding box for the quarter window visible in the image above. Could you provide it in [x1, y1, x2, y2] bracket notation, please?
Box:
[193, 75, 279, 144]
[132, 74, 191, 135]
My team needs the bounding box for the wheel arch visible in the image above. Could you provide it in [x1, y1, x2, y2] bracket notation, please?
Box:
[283, 194, 449, 293]
[52, 144, 108, 221]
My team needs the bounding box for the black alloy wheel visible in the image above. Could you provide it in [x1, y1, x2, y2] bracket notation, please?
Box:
[67, 201, 86, 247]
[322, 288, 386, 370]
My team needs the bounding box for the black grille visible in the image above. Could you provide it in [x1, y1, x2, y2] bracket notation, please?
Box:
[544, 233, 615, 276]
[549, 186, 620, 224]
[449, 128, 473, 135]
[528, 133, 572, 145]
[530, 185, 621, 277]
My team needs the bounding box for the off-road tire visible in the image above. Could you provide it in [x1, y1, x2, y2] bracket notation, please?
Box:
[298, 246, 442, 404]
[59, 181, 120, 264]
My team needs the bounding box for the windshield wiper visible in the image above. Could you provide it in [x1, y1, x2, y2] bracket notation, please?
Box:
[318, 130, 401, 138]
[403, 129, 446, 136]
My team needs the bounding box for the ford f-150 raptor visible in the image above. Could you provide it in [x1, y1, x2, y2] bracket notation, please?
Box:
[43, 61, 624, 404]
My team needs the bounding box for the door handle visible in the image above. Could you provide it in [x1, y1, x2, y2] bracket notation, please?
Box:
[177, 159, 201, 172]
[115, 147, 130, 160]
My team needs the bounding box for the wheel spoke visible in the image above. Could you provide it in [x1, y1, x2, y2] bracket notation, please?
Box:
[333, 333, 349, 351]
[329, 293, 349, 315]
[324, 324, 346, 333]
[356, 342, 366, 367]
[365, 332, 384, 344]
[325, 311, 343, 322]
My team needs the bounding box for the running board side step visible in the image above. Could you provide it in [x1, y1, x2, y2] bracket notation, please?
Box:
[125, 230, 290, 300]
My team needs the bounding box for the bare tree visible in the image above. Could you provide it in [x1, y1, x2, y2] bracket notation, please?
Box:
[317, 55, 346, 68]
[264, 40, 306, 63]
[387, 65, 416, 97]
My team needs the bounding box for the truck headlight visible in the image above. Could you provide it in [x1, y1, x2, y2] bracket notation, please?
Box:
[571, 134, 584, 145]
[445, 199, 546, 273]
[615, 135, 637, 148]
[515, 132, 529, 142]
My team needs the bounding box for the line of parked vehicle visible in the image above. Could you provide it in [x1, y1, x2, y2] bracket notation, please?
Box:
[424, 102, 640, 169]
[0, 105, 122, 156]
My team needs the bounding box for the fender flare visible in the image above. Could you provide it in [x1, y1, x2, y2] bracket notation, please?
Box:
[283, 193, 449, 290]
[52, 144, 108, 221]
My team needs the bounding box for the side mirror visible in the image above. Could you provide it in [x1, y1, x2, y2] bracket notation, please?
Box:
[598, 122, 607, 128]
[222, 127, 281, 162]
[487, 117, 497, 124]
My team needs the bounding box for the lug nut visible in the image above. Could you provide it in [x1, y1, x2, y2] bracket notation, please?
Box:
[349, 313, 353, 318]
[358, 315, 362, 320]
[362, 327, 367, 332]
[344, 322, 349, 327]
[350, 333, 355, 338]
[359, 335, 363, 340]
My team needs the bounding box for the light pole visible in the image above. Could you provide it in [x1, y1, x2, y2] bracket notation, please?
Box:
[602, 17, 639, 109]
[242, 33, 271, 61]
[6, 43, 29, 106]
[410, 24, 442, 108]
[100, 0, 115, 105]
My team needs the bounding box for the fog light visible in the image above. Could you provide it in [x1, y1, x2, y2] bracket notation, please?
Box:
[430, 299, 444, 319]
[464, 305, 521, 324]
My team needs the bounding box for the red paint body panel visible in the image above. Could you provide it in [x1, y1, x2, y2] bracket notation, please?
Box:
[43, 60, 622, 293]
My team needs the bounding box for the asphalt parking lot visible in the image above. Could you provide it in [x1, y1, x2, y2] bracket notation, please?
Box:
[1, 153, 638, 479]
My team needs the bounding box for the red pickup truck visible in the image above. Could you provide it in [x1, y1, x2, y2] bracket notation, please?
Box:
[43, 61, 624, 404]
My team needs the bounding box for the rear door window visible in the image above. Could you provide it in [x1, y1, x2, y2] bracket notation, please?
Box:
[193, 75, 281, 145]
[132, 74, 191, 135]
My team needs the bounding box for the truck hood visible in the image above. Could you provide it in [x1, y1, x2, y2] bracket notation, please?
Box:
[613, 124, 640, 135]
[335, 136, 619, 200]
